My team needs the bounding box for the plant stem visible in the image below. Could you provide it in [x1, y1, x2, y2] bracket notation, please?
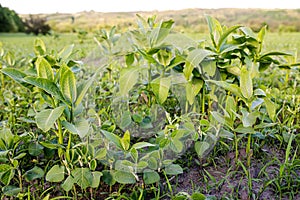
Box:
[201, 88, 205, 115]
[246, 133, 251, 167]
[57, 119, 64, 158]
[17, 168, 23, 191]
[50, 97, 64, 158]
[234, 132, 239, 161]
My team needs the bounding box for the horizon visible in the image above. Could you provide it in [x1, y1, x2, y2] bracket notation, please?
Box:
[1, 0, 299, 14]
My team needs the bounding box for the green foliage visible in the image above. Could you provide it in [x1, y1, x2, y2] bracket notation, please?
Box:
[0, 4, 24, 32]
[0, 14, 299, 199]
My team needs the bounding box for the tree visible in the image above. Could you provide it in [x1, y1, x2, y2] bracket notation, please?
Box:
[0, 4, 24, 32]
[24, 15, 51, 35]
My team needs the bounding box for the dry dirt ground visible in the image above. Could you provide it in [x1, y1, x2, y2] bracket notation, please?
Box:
[173, 147, 300, 200]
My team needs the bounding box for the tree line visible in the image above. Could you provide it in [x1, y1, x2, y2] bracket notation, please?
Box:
[0, 4, 51, 35]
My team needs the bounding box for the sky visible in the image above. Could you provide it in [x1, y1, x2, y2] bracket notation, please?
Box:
[1, 0, 299, 14]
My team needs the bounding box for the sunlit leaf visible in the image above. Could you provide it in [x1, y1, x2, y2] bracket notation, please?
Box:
[24, 77, 66, 103]
[60, 65, 76, 103]
[264, 97, 277, 122]
[121, 130, 131, 151]
[195, 141, 210, 159]
[35, 106, 65, 132]
[114, 171, 136, 184]
[240, 66, 253, 99]
[46, 165, 65, 182]
[62, 118, 89, 138]
[164, 164, 183, 175]
[91, 171, 103, 188]
[71, 168, 93, 189]
[120, 111, 132, 129]
[151, 76, 171, 104]
[34, 38, 46, 55]
[143, 170, 160, 184]
[36, 57, 54, 80]
[119, 67, 139, 96]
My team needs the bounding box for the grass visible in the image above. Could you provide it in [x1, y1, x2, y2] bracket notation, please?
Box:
[1, 32, 300, 56]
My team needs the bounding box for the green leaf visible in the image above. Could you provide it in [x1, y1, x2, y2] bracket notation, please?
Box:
[234, 125, 255, 134]
[46, 165, 65, 182]
[218, 25, 242, 52]
[199, 59, 216, 77]
[131, 142, 156, 149]
[164, 164, 183, 175]
[211, 111, 225, 124]
[61, 175, 74, 192]
[3, 51, 15, 66]
[241, 109, 260, 127]
[186, 78, 203, 105]
[132, 113, 143, 123]
[191, 192, 206, 200]
[75, 74, 97, 107]
[143, 170, 160, 184]
[259, 51, 291, 60]
[28, 142, 44, 156]
[1, 68, 30, 87]
[60, 65, 77, 103]
[254, 122, 277, 129]
[240, 66, 253, 99]
[91, 171, 103, 188]
[36, 57, 54, 80]
[24, 166, 44, 181]
[58, 44, 74, 61]
[2, 185, 21, 197]
[125, 53, 135, 66]
[151, 76, 171, 104]
[95, 148, 107, 160]
[71, 168, 93, 189]
[219, 129, 234, 139]
[102, 170, 116, 186]
[0, 168, 14, 185]
[101, 130, 122, 150]
[257, 25, 267, 53]
[207, 80, 244, 99]
[0, 164, 12, 173]
[24, 77, 66, 103]
[35, 106, 65, 132]
[264, 97, 277, 122]
[13, 152, 26, 160]
[42, 194, 50, 200]
[34, 38, 46, 55]
[164, 34, 198, 53]
[138, 49, 158, 64]
[121, 130, 131, 151]
[120, 111, 132, 129]
[251, 98, 264, 110]
[0, 127, 14, 150]
[39, 142, 64, 150]
[225, 96, 236, 120]
[150, 19, 174, 45]
[254, 89, 266, 96]
[62, 118, 89, 138]
[114, 171, 136, 184]
[195, 141, 210, 159]
[206, 15, 221, 48]
[147, 157, 158, 170]
[119, 67, 139, 96]
[185, 49, 215, 80]
[170, 139, 183, 153]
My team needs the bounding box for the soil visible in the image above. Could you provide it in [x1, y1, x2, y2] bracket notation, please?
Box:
[173, 147, 300, 200]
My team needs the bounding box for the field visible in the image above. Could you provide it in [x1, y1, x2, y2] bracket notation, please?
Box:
[0, 15, 299, 200]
